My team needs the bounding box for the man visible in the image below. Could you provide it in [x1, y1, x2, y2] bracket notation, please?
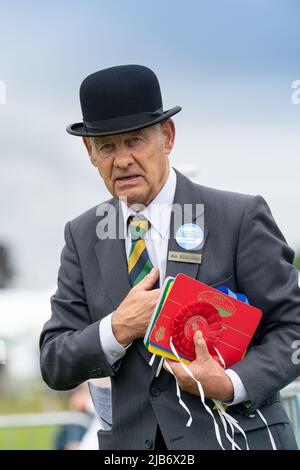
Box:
[40, 65, 300, 450]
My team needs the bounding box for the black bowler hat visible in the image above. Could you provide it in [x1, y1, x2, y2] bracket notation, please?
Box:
[66, 65, 182, 137]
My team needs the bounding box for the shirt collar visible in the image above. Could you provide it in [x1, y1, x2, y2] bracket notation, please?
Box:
[120, 166, 177, 239]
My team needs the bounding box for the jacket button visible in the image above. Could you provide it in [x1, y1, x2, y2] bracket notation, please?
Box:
[150, 386, 161, 397]
[145, 439, 153, 449]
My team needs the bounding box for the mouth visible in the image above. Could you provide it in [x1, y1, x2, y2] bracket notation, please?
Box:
[114, 174, 143, 186]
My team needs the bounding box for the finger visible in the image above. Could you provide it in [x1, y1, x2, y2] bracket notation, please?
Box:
[133, 267, 160, 291]
[148, 287, 162, 298]
[193, 330, 211, 362]
[151, 287, 162, 294]
[163, 359, 184, 378]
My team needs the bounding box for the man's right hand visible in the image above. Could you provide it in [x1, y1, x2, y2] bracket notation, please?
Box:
[111, 268, 161, 347]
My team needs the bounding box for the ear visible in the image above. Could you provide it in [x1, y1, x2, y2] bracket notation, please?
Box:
[161, 119, 175, 156]
[82, 137, 97, 167]
[82, 136, 92, 154]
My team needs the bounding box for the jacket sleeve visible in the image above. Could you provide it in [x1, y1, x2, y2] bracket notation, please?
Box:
[229, 195, 300, 414]
[39, 221, 119, 390]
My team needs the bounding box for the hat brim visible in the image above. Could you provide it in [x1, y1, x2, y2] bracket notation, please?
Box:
[66, 106, 182, 137]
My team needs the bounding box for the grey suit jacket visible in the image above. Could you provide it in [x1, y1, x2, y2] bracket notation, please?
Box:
[40, 168, 300, 450]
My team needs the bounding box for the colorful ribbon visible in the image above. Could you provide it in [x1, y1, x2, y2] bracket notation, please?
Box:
[216, 285, 249, 304]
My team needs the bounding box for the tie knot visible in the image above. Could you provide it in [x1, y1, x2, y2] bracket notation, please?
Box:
[128, 214, 150, 240]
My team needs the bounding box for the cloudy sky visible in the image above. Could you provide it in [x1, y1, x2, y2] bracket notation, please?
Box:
[0, 0, 299, 288]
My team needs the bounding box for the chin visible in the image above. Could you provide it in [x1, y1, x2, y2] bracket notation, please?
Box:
[115, 185, 147, 203]
[121, 190, 148, 206]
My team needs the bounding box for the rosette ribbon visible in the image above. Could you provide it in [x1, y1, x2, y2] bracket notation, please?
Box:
[171, 300, 223, 363]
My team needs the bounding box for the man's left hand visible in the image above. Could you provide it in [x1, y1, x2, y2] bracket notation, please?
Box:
[163, 331, 234, 402]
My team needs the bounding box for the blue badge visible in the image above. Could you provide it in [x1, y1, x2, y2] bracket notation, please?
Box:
[175, 223, 204, 250]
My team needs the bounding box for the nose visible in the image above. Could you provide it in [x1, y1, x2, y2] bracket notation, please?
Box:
[113, 144, 134, 169]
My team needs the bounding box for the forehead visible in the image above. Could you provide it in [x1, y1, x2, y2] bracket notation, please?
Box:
[93, 126, 154, 144]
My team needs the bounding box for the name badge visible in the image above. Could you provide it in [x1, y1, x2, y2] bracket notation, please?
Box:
[168, 251, 202, 264]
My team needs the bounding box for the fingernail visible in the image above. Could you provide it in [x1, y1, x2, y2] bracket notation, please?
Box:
[150, 268, 155, 274]
[197, 330, 202, 339]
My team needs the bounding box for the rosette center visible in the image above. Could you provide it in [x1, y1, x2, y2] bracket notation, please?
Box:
[171, 300, 223, 361]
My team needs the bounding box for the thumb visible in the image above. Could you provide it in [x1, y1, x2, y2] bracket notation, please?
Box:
[134, 267, 159, 291]
[193, 330, 210, 362]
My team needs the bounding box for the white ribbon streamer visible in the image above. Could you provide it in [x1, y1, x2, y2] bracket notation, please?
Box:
[149, 353, 156, 367]
[211, 345, 250, 450]
[169, 336, 225, 450]
[148, 340, 275, 450]
[256, 408, 277, 450]
[216, 405, 240, 450]
[156, 356, 164, 378]
[213, 399, 250, 450]
[148, 353, 165, 378]
[169, 337, 251, 450]
[163, 360, 193, 427]
[213, 346, 226, 368]
[213, 347, 274, 450]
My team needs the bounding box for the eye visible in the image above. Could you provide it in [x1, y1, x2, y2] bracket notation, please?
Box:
[100, 143, 115, 153]
[127, 137, 143, 147]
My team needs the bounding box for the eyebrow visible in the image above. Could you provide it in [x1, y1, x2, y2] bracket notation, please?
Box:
[94, 129, 147, 145]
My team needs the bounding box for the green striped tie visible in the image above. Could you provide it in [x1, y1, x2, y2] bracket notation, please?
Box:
[128, 214, 154, 286]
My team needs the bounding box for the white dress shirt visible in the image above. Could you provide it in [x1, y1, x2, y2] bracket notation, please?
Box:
[99, 166, 249, 405]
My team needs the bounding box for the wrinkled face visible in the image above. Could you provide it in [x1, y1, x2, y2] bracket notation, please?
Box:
[83, 120, 175, 207]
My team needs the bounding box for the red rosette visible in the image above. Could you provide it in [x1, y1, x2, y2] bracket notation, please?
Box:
[171, 301, 223, 361]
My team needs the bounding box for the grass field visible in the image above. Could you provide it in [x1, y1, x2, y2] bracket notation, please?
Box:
[0, 425, 59, 450]
[0, 387, 69, 450]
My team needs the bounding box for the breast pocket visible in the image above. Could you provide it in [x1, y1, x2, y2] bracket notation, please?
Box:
[209, 274, 234, 288]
